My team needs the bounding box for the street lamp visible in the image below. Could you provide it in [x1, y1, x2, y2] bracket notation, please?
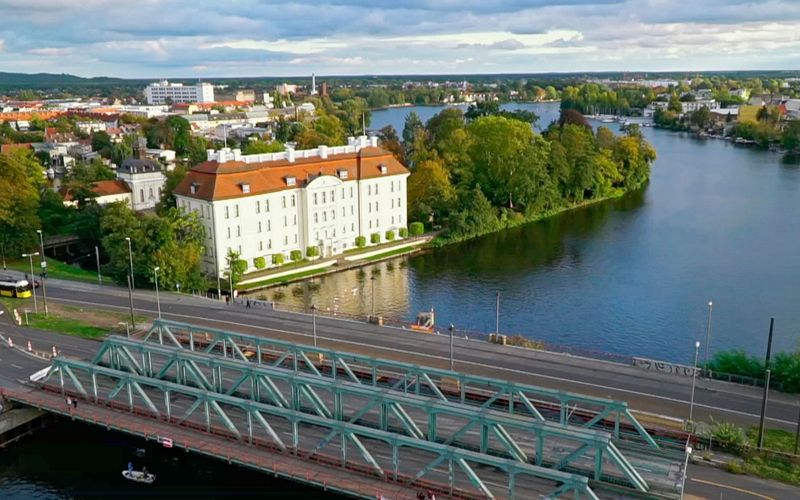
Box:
[153, 266, 162, 319]
[449, 323, 455, 372]
[35, 230, 48, 316]
[228, 267, 234, 304]
[703, 301, 713, 375]
[311, 304, 318, 348]
[495, 291, 500, 335]
[370, 276, 376, 319]
[21, 252, 39, 313]
[689, 340, 701, 429]
[125, 237, 134, 289]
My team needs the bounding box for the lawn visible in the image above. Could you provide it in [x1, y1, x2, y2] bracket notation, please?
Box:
[1, 297, 148, 339]
[4, 257, 111, 284]
[363, 246, 419, 262]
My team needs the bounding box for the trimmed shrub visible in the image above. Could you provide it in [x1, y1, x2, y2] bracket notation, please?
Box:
[399, 227, 408, 238]
[306, 246, 320, 258]
[409, 222, 424, 236]
[370, 233, 381, 244]
[272, 253, 284, 265]
[355, 236, 367, 248]
[253, 256, 266, 269]
[385, 230, 396, 241]
[290, 250, 302, 261]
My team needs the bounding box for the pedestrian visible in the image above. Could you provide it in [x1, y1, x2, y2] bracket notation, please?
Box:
[72, 398, 78, 409]
[246, 299, 251, 308]
[66, 396, 71, 408]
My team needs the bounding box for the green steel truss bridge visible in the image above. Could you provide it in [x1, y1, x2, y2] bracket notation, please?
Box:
[6, 318, 686, 499]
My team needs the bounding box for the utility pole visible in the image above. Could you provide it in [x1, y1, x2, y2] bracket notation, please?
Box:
[703, 301, 713, 375]
[757, 317, 775, 448]
[311, 304, 318, 348]
[22, 252, 39, 313]
[370, 276, 376, 319]
[125, 237, 134, 289]
[127, 274, 136, 328]
[689, 341, 700, 428]
[495, 292, 500, 335]
[36, 230, 48, 316]
[794, 404, 800, 455]
[95, 246, 102, 284]
[449, 323, 455, 372]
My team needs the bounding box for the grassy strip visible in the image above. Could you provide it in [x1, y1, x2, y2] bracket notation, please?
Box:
[24, 313, 108, 339]
[747, 428, 797, 453]
[362, 246, 420, 262]
[239, 267, 330, 290]
[4, 257, 111, 284]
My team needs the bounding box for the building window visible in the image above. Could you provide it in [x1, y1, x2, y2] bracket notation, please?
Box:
[375, 218, 378, 227]
[331, 210, 335, 220]
[368, 203, 372, 213]
[341, 188, 345, 199]
[283, 215, 287, 227]
[256, 200, 261, 213]
[351, 223, 354, 231]
[259, 241, 263, 251]
[323, 212, 327, 222]
[341, 207, 345, 216]
[236, 226, 241, 237]
[265, 200, 270, 212]
[315, 232, 319, 241]
[235, 205, 239, 217]
[314, 213, 318, 223]
[351, 206, 354, 215]
[333, 228, 336, 237]
[376, 202, 379, 211]
[267, 220, 271, 231]
[314, 193, 318, 205]
[227, 227, 231, 238]
[331, 190, 335, 202]
[350, 187, 353, 198]
[322, 192, 326, 203]
[282, 196, 286, 208]
[268, 239, 272, 249]
[225, 206, 229, 219]
[391, 199, 394, 209]
[375, 185, 379, 195]
[293, 234, 297, 243]
[140, 189, 145, 202]
[149, 187, 153, 199]
[391, 181, 394, 193]
[291, 195, 296, 207]
[369, 220, 372, 229]
[397, 197, 400, 207]
[293, 215, 297, 225]
[258, 221, 262, 233]
[392, 216, 395, 224]
[368, 185, 371, 196]
[284, 235, 288, 245]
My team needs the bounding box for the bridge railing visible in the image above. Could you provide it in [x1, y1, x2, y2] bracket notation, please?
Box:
[42, 356, 600, 500]
[144, 319, 660, 449]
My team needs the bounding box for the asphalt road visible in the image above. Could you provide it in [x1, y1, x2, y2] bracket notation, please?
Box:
[16, 276, 799, 432]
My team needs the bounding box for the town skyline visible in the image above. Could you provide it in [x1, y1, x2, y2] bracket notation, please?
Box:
[1, 0, 799, 78]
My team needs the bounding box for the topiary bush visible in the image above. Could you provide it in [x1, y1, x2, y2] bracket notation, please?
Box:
[355, 236, 366, 248]
[290, 250, 302, 261]
[409, 222, 424, 236]
[399, 227, 408, 238]
[385, 230, 395, 241]
[253, 256, 266, 269]
[370, 233, 381, 244]
[306, 246, 320, 258]
[272, 253, 284, 265]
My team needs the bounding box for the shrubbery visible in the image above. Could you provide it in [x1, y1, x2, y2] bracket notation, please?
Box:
[385, 230, 395, 241]
[399, 227, 409, 238]
[272, 254, 284, 265]
[370, 233, 381, 244]
[253, 256, 266, 269]
[409, 222, 424, 236]
[290, 250, 302, 261]
[355, 236, 366, 248]
[306, 246, 320, 258]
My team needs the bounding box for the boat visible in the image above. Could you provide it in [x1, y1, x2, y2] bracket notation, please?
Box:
[122, 470, 156, 484]
[409, 308, 435, 333]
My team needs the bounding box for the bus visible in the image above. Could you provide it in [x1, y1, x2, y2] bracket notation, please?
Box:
[0, 277, 33, 298]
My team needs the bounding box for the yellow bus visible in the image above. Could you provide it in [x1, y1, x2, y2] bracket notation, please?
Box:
[0, 277, 33, 298]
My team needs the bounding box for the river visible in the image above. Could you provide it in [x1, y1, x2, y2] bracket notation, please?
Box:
[260, 102, 800, 364]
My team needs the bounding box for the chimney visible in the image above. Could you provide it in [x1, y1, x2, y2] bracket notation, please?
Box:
[369, 136, 378, 148]
[319, 145, 328, 159]
[287, 147, 295, 163]
[207, 149, 215, 161]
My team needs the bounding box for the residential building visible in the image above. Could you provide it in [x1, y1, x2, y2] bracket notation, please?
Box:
[680, 99, 719, 114]
[117, 137, 166, 211]
[275, 83, 298, 96]
[144, 80, 214, 105]
[61, 180, 132, 207]
[173, 136, 410, 276]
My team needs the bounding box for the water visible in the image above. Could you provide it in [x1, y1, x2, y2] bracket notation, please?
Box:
[0, 419, 339, 498]
[263, 103, 800, 364]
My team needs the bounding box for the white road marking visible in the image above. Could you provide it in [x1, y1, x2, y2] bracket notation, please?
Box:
[50, 296, 796, 426]
[11, 364, 24, 369]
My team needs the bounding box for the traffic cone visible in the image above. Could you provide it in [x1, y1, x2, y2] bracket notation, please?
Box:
[27, 340, 32, 352]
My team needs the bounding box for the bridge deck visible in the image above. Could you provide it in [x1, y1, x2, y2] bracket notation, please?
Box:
[1, 386, 421, 500]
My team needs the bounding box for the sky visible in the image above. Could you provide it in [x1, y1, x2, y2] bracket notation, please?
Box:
[0, 0, 799, 78]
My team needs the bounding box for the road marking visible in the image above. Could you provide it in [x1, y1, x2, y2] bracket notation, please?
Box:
[690, 478, 776, 500]
[50, 296, 797, 425]
[11, 364, 24, 369]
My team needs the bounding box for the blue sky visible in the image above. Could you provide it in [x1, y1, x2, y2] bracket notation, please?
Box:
[1, 0, 799, 77]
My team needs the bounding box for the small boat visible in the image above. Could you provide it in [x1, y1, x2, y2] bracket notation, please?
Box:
[122, 470, 156, 484]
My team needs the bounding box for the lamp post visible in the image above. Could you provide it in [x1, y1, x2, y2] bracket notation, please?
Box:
[21, 252, 39, 313]
[689, 340, 701, 428]
[228, 267, 234, 304]
[311, 304, 318, 348]
[370, 276, 376, 319]
[125, 237, 134, 289]
[495, 291, 500, 335]
[703, 301, 713, 375]
[449, 323, 455, 372]
[95, 246, 102, 284]
[153, 266, 162, 319]
[35, 230, 48, 316]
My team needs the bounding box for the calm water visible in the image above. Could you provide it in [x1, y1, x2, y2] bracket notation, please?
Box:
[263, 103, 800, 363]
[0, 419, 337, 498]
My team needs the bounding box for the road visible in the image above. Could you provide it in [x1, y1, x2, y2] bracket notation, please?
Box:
[14, 276, 799, 431]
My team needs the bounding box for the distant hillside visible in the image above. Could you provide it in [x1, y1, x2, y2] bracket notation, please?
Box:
[0, 72, 130, 89]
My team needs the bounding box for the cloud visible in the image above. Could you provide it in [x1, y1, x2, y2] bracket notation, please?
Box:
[0, 0, 798, 76]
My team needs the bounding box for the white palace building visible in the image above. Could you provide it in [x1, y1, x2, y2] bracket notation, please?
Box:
[174, 136, 410, 277]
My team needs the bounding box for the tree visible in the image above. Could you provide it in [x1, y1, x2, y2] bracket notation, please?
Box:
[111, 140, 133, 167]
[65, 158, 116, 184]
[243, 139, 284, 155]
[0, 150, 42, 255]
[166, 116, 192, 155]
[402, 112, 424, 145]
[312, 114, 346, 145]
[407, 158, 456, 223]
[91, 131, 113, 157]
[377, 125, 404, 163]
[157, 164, 188, 215]
[781, 121, 800, 152]
[558, 109, 591, 130]
[690, 107, 712, 129]
[226, 249, 248, 286]
[596, 126, 616, 150]
[448, 186, 499, 240]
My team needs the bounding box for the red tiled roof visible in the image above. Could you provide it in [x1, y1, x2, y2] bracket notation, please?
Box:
[0, 143, 33, 154]
[61, 180, 131, 201]
[175, 147, 408, 202]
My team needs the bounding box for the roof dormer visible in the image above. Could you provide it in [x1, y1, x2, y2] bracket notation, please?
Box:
[241, 182, 250, 194]
[285, 176, 296, 186]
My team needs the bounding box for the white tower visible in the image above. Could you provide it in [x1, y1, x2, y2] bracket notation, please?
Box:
[311, 73, 317, 95]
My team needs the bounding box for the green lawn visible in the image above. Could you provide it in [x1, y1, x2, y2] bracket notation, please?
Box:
[25, 313, 108, 338]
[239, 267, 330, 290]
[4, 257, 111, 284]
[363, 246, 419, 262]
[747, 427, 797, 453]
